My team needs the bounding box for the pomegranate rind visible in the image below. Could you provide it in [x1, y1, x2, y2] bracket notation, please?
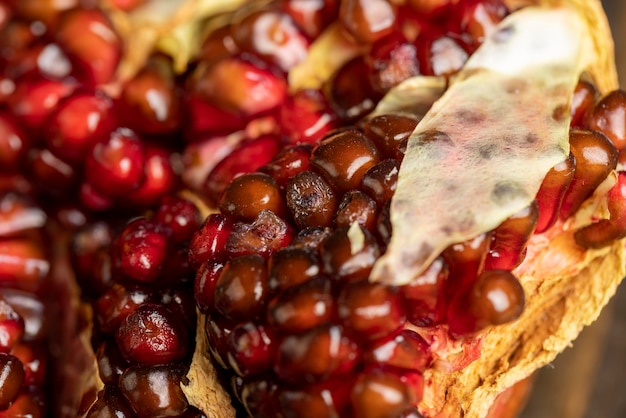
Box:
[419, 0, 623, 417]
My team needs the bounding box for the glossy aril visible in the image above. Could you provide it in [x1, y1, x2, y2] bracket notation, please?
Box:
[311, 129, 380, 191]
[362, 114, 418, 160]
[94, 284, 155, 334]
[86, 387, 136, 418]
[9, 76, 74, 129]
[260, 144, 313, 189]
[267, 247, 320, 292]
[281, 0, 340, 39]
[11, 342, 46, 386]
[339, 0, 397, 44]
[227, 322, 276, 377]
[194, 261, 224, 314]
[587, 89, 626, 150]
[327, 56, 380, 122]
[0, 239, 49, 291]
[414, 32, 469, 77]
[126, 145, 178, 207]
[188, 214, 234, 268]
[153, 195, 201, 243]
[457, 0, 508, 44]
[28, 148, 77, 194]
[535, 155, 575, 233]
[360, 159, 400, 205]
[334, 190, 378, 231]
[119, 365, 189, 416]
[485, 203, 538, 271]
[0, 298, 24, 353]
[368, 33, 420, 94]
[286, 170, 338, 228]
[115, 303, 189, 365]
[0, 111, 29, 172]
[365, 329, 431, 373]
[220, 173, 286, 221]
[570, 79, 598, 128]
[279, 89, 336, 145]
[321, 225, 380, 282]
[349, 369, 416, 418]
[226, 209, 294, 259]
[84, 128, 145, 199]
[0, 352, 25, 410]
[96, 340, 127, 385]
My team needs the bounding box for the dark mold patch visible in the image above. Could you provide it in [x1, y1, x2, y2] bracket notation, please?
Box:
[492, 180, 527, 205]
[456, 108, 486, 125]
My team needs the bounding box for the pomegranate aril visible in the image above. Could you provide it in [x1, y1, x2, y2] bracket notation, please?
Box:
[0, 386, 45, 417]
[9, 76, 74, 130]
[0, 239, 49, 290]
[159, 286, 197, 331]
[0, 298, 24, 353]
[115, 303, 189, 365]
[11, 342, 45, 386]
[153, 196, 201, 243]
[485, 202, 538, 271]
[291, 226, 333, 249]
[260, 144, 313, 189]
[588, 89, 626, 150]
[225, 209, 294, 259]
[365, 329, 431, 373]
[535, 155, 575, 233]
[311, 128, 381, 192]
[368, 32, 420, 95]
[339, 0, 397, 44]
[456, 0, 508, 44]
[560, 130, 618, 219]
[334, 190, 378, 231]
[117, 55, 181, 135]
[213, 254, 268, 321]
[94, 284, 155, 334]
[8, 0, 78, 25]
[286, 170, 338, 228]
[0, 111, 29, 173]
[27, 148, 77, 194]
[84, 128, 145, 199]
[267, 247, 320, 292]
[326, 56, 380, 122]
[113, 218, 170, 283]
[0, 352, 24, 409]
[281, 0, 339, 39]
[279, 89, 336, 145]
[268, 277, 333, 333]
[448, 269, 525, 336]
[220, 172, 286, 221]
[86, 387, 136, 418]
[361, 158, 399, 205]
[442, 233, 491, 298]
[321, 225, 381, 282]
[275, 323, 360, 384]
[575, 171, 626, 248]
[232, 8, 309, 72]
[54, 7, 121, 85]
[126, 145, 178, 208]
[227, 321, 276, 377]
[119, 365, 189, 417]
[71, 221, 114, 296]
[203, 134, 281, 203]
[199, 24, 238, 63]
[80, 182, 114, 212]
[277, 381, 347, 418]
[44, 91, 116, 164]
[189, 214, 234, 268]
[338, 280, 405, 341]
[192, 56, 286, 117]
[0, 193, 46, 237]
[205, 315, 234, 369]
[570, 79, 598, 128]
[414, 31, 469, 77]
[349, 369, 416, 418]
[240, 378, 280, 418]
[403, 257, 448, 327]
[96, 340, 127, 385]
[362, 114, 418, 160]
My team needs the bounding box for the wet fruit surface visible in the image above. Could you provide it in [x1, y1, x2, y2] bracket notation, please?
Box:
[0, 1, 624, 418]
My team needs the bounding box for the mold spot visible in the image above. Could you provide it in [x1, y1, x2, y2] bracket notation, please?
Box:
[456, 108, 486, 125]
[478, 143, 497, 160]
[492, 180, 527, 205]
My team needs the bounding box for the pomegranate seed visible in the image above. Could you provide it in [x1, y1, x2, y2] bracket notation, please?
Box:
[457, 0, 508, 44]
[0, 353, 25, 409]
[28, 148, 77, 194]
[0, 111, 29, 173]
[448, 270, 525, 336]
[575, 171, 626, 248]
[205, 315, 234, 369]
[86, 386, 135, 418]
[159, 286, 197, 331]
[442, 233, 491, 299]
[117, 56, 181, 135]
[227, 321, 276, 377]
[233, 9, 309, 72]
[279, 89, 337, 145]
[226, 209, 294, 259]
[203, 134, 281, 203]
[0, 239, 49, 290]
[311, 129, 381, 191]
[281, 0, 340, 39]
[0, 386, 45, 417]
[361, 159, 400, 205]
[334, 190, 378, 231]
[9, 76, 74, 129]
[84, 128, 145, 199]
[260, 144, 313, 189]
[44, 91, 116, 164]
[588, 89, 626, 150]
[119, 365, 190, 416]
[338, 280, 406, 341]
[327, 56, 380, 122]
[485, 203, 538, 271]
[405, 0, 450, 16]
[94, 284, 155, 334]
[240, 378, 280, 417]
[199, 24, 238, 62]
[560, 130, 618, 219]
[414, 32, 469, 77]
[365, 329, 431, 373]
[71, 221, 114, 295]
[11, 342, 45, 386]
[535, 155, 575, 233]
[403, 257, 448, 327]
[189, 214, 234, 268]
[153, 195, 201, 243]
[54, 8, 121, 85]
[286, 170, 339, 228]
[362, 114, 418, 160]
[113, 218, 170, 283]
[0, 298, 24, 353]
[1, 290, 45, 342]
[0, 193, 46, 237]
[321, 225, 381, 282]
[570, 79, 598, 128]
[8, 0, 78, 25]
[194, 261, 224, 314]
[267, 247, 320, 292]
[220, 172, 286, 221]
[368, 33, 420, 94]
[213, 254, 268, 321]
[275, 323, 360, 383]
[115, 303, 189, 365]
[192, 56, 287, 117]
[126, 145, 178, 208]
[339, 0, 397, 44]
[291, 226, 333, 249]
[182, 94, 247, 139]
[95, 340, 127, 385]
[277, 377, 351, 418]
[79, 182, 114, 212]
[267, 277, 333, 333]
[349, 369, 416, 418]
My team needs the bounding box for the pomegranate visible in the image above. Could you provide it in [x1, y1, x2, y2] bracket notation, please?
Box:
[0, 1, 623, 418]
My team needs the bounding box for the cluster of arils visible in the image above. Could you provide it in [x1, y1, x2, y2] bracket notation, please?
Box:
[1, 0, 626, 417]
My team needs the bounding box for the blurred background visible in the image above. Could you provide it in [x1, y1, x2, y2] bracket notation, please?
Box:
[519, 2, 626, 416]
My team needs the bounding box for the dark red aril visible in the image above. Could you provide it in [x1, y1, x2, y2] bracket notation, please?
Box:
[349, 369, 417, 418]
[570, 79, 598, 128]
[286, 170, 338, 229]
[0, 352, 25, 410]
[326, 56, 380, 122]
[281, 0, 340, 39]
[414, 31, 469, 77]
[365, 329, 431, 373]
[368, 32, 420, 95]
[225, 209, 294, 259]
[94, 284, 155, 334]
[189, 214, 234, 268]
[86, 387, 136, 418]
[321, 225, 381, 282]
[267, 247, 321, 292]
[0, 111, 30, 173]
[485, 203, 538, 271]
[362, 114, 419, 160]
[339, 0, 397, 44]
[153, 195, 201, 243]
[535, 155, 575, 233]
[95, 340, 128, 385]
[194, 261, 224, 314]
[260, 144, 313, 189]
[279, 89, 336, 145]
[361, 159, 400, 205]
[220, 172, 286, 221]
[403, 257, 448, 327]
[588, 89, 626, 150]
[227, 321, 276, 377]
[126, 145, 178, 208]
[0, 298, 25, 353]
[334, 190, 378, 231]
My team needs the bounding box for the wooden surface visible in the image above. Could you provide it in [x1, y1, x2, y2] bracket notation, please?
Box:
[519, 2, 626, 417]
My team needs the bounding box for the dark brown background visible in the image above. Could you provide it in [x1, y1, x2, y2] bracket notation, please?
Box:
[519, 2, 626, 416]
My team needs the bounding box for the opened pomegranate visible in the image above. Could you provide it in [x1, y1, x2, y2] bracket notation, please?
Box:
[0, 0, 624, 418]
